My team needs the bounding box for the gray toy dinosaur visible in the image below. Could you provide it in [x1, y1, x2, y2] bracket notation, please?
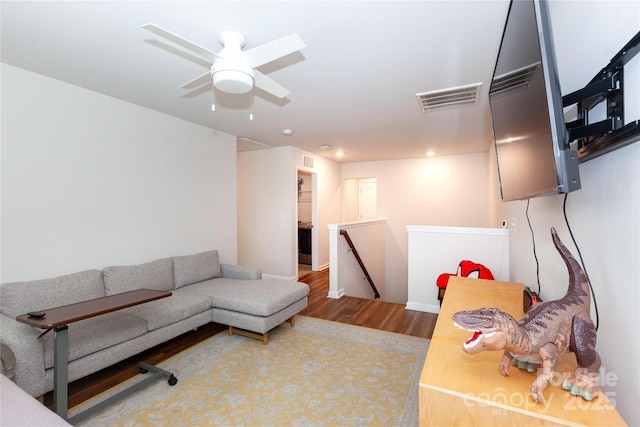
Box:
[452, 227, 600, 403]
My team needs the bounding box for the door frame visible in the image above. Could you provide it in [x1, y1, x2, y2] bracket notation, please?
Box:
[295, 167, 318, 275]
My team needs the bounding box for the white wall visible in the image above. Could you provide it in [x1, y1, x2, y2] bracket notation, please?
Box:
[237, 146, 341, 279]
[237, 146, 294, 278]
[343, 178, 360, 222]
[1, 64, 238, 282]
[328, 220, 386, 300]
[342, 152, 491, 303]
[488, 3, 640, 423]
[493, 143, 639, 425]
[406, 226, 509, 313]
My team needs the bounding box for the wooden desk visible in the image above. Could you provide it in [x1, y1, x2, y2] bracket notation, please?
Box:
[17, 289, 172, 421]
[419, 277, 626, 426]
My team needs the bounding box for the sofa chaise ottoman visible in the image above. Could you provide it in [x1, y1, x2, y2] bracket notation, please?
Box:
[177, 277, 310, 344]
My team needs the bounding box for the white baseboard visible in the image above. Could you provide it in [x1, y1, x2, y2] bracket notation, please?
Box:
[327, 288, 345, 299]
[405, 301, 440, 314]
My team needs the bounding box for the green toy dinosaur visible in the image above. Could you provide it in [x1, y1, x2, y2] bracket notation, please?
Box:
[452, 227, 600, 403]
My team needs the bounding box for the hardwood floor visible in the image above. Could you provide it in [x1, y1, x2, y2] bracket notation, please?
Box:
[44, 269, 438, 409]
[298, 269, 437, 339]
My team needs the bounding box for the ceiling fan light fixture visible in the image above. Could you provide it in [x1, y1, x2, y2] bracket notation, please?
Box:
[213, 70, 254, 94]
[143, 24, 304, 104]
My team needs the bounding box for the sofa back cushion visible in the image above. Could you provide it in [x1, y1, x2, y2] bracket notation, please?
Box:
[0, 270, 105, 318]
[102, 258, 174, 296]
[173, 250, 222, 288]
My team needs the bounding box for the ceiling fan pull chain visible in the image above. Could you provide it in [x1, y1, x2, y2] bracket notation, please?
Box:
[249, 91, 254, 121]
[211, 89, 216, 112]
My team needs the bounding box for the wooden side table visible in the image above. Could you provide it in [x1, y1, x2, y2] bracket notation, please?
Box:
[419, 277, 625, 426]
[17, 289, 174, 422]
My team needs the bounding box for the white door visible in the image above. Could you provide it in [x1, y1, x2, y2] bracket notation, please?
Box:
[359, 180, 377, 220]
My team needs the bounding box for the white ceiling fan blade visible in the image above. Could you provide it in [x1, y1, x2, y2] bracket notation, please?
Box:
[180, 71, 212, 89]
[244, 34, 305, 68]
[142, 23, 220, 63]
[254, 70, 290, 98]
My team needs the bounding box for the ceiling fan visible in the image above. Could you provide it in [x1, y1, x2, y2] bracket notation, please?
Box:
[142, 23, 305, 104]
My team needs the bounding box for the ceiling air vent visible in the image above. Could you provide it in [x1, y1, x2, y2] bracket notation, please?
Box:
[490, 62, 540, 98]
[237, 137, 270, 152]
[416, 82, 482, 112]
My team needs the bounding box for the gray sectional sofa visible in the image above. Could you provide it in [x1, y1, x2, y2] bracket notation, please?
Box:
[0, 250, 309, 398]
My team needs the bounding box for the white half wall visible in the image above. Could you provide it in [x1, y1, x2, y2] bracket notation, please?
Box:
[406, 226, 509, 313]
[1, 64, 237, 282]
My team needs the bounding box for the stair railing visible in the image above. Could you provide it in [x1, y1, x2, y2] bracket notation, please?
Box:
[339, 229, 380, 299]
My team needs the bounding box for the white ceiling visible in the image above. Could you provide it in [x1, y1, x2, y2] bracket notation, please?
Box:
[1, 1, 637, 163]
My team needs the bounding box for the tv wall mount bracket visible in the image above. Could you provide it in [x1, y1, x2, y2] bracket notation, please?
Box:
[563, 31, 640, 162]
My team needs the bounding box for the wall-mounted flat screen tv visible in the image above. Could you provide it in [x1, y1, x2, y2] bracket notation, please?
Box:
[490, 0, 581, 202]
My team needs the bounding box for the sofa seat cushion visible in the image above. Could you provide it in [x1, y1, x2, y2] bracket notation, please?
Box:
[172, 250, 221, 288]
[0, 270, 105, 319]
[179, 278, 309, 317]
[42, 312, 147, 370]
[103, 258, 174, 296]
[122, 292, 211, 331]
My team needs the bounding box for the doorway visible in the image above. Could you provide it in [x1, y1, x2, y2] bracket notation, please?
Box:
[296, 169, 316, 278]
[358, 179, 377, 221]
[344, 177, 377, 222]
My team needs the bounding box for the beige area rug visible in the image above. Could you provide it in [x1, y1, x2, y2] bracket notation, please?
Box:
[72, 316, 430, 426]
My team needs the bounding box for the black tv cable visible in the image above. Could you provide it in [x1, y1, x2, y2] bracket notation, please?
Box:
[563, 193, 599, 331]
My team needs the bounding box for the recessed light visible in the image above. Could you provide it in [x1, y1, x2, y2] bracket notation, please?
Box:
[336, 151, 344, 158]
[282, 129, 293, 136]
[426, 151, 435, 157]
[320, 144, 332, 150]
